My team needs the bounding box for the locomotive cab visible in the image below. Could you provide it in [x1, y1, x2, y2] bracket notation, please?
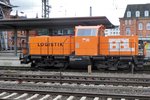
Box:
[75, 25, 105, 56]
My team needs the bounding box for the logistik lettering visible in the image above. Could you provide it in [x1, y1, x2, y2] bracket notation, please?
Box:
[38, 43, 64, 47]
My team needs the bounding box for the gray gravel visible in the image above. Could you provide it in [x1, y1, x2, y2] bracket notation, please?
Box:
[1, 70, 150, 78]
[0, 81, 150, 96]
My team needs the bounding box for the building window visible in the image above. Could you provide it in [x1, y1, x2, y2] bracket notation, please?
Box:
[146, 23, 150, 30]
[139, 33, 143, 37]
[145, 10, 149, 17]
[135, 11, 140, 17]
[146, 33, 150, 37]
[129, 20, 132, 25]
[125, 20, 132, 25]
[126, 28, 131, 35]
[125, 20, 128, 25]
[127, 11, 131, 17]
[138, 23, 143, 30]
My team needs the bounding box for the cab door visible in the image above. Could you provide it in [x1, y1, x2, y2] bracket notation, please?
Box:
[75, 27, 99, 56]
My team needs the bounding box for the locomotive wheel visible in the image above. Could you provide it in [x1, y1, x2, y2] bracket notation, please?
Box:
[54, 62, 69, 69]
[62, 63, 69, 70]
[108, 66, 118, 70]
[96, 66, 106, 71]
[134, 65, 143, 71]
[130, 63, 142, 73]
[31, 62, 36, 68]
[96, 63, 107, 71]
[130, 63, 143, 72]
[31, 63, 39, 71]
[95, 61, 108, 69]
[107, 61, 118, 71]
[31, 61, 40, 70]
[117, 62, 129, 70]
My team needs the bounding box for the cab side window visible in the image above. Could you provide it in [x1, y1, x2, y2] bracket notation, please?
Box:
[77, 29, 97, 36]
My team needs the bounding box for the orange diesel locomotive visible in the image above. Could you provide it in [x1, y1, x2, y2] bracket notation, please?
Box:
[21, 25, 144, 70]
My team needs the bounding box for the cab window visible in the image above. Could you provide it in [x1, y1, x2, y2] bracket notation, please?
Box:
[77, 29, 97, 36]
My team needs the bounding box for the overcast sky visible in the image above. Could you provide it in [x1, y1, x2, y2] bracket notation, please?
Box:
[10, 0, 150, 25]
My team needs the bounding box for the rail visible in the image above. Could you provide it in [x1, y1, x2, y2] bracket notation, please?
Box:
[1, 73, 150, 86]
[0, 79, 150, 99]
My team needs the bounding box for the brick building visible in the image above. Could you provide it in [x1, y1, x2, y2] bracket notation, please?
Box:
[0, 0, 37, 50]
[8, 14, 37, 50]
[120, 3, 150, 41]
[0, 0, 12, 50]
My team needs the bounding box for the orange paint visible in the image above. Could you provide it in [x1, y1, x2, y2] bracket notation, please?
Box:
[75, 25, 138, 56]
[75, 26, 102, 56]
[29, 36, 75, 55]
[28, 25, 139, 57]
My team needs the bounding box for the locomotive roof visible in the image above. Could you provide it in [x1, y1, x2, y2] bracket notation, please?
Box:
[0, 16, 115, 30]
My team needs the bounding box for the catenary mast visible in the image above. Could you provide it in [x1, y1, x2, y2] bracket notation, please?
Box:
[42, 0, 51, 18]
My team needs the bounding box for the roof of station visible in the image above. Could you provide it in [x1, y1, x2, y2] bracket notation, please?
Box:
[0, 16, 115, 30]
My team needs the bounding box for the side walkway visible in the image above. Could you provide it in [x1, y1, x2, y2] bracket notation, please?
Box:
[0, 52, 30, 67]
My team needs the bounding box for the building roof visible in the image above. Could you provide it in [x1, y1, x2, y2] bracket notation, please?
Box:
[0, 16, 115, 30]
[123, 3, 150, 18]
[0, 0, 12, 8]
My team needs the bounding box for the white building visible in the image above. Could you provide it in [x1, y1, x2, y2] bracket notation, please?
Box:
[105, 26, 120, 36]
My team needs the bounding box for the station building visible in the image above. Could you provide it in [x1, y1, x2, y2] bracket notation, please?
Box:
[120, 3, 150, 58]
[0, 0, 37, 51]
[0, 0, 115, 56]
[120, 3, 150, 41]
[0, 0, 12, 51]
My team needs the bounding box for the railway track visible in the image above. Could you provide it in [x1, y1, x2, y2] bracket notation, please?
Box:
[0, 71, 149, 99]
[0, 71, 150, 87]
[0, 81, 150, 100]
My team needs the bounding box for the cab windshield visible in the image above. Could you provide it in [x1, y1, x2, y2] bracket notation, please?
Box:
[77, 28, 97, 36]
